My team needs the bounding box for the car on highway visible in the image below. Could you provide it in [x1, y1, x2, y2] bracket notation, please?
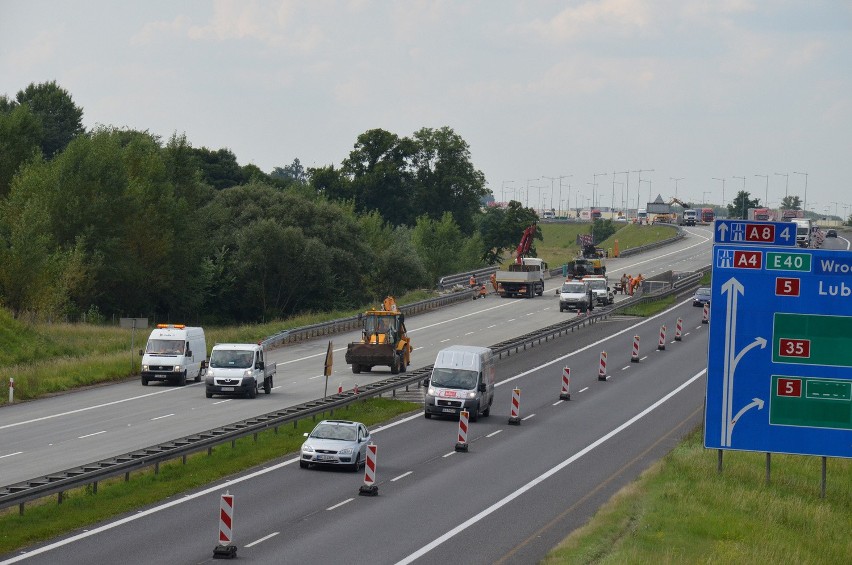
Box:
[582, 275, 614, 305]
[557, 280, 593, 312]
[826, 229, 837, 238]
[692, 287, 711, 307]
[300, 420, 371, 471]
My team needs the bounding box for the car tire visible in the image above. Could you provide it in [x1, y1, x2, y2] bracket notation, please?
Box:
[350, 454, 361, 472]
[248, 383, 257, 399]
[205, 390, 213, 399]
[141, 376, 149, 386]
[559, 305, 564, 312]
[299, 460, 309, 469]
[390, 356, 399, 374]
[264, 377, 272, 394]
[178, 371, 187, 386]
[424, 412, 432, 419]
[470, 405, 479, 422]
[195, 371, 202, 383]
[483, 403, 491, 417]
[352, 363, 361, 374]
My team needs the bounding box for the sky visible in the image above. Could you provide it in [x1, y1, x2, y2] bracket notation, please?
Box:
[2, 1, 851, 218]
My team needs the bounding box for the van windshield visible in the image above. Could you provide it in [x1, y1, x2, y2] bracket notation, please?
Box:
[562, 283, 585, 293]
[209, 350, 254, 369]
[430, 367, 478, 390]
[145, 339, 184, 355]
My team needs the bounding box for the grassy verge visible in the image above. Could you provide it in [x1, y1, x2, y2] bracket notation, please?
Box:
[618, 295, 678, 317]
[543, 428, 852, 564]
[535, 223, 676, 269]
[0, 289, 436, 405]
[0, 397, 419, 554]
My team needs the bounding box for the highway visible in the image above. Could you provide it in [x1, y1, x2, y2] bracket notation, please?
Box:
[3, 298, 710, 564]
[0, 225, 713, 489]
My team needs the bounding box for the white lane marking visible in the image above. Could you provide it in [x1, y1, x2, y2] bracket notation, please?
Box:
[487, 325, 496, 329]
[245, 532, 279, 548]
[464, 332, 475, 336]
[496, 297, 696, 388]
[212, 399, 231, 405]
[309, 375, 321, 380]
[521, 414, 535, 421]
[0, 386, 191, 431]
[395, 370, 706, 565]
[442, 452, 456, 458]
[621, 366, 630, 371]
[507, 319, 516, 322]
[78, 431, 107, 439]
[391, 471, 413, 482]
[684, 332, 691, 337]
[486, 430, 502, 438]
[272, 386, 282, 390]
[525, 313, 534, 316]
[578, 387, 589, 393]
[553, 400, 563, 406]
[326, 498, 354, 511]
[640, 356, 649, 361]
[0, 451, 23, 459]
[440, 338, 451, 343]
[150, 414, 174, 421]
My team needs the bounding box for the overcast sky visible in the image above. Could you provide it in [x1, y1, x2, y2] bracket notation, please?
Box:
[2, 1, 850, 217]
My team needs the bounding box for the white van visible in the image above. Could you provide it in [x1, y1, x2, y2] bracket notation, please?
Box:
[424, 345, 495, 421]
[140, 325, 207, 386]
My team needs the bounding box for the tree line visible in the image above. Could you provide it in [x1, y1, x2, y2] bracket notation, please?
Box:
[0, 82, 542, 323]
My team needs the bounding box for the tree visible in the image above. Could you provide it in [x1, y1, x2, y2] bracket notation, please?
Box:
[727, 191, 760, 219]
[478, 201, 540, 264]
[14, 81, 84, 157]
[0, 103, 42, 196]
[271, 158, 307, 184]
[779, 195, 802, 210]
[191, 147, 247, 189]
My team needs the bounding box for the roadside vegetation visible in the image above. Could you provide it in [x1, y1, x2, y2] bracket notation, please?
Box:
[0, 397, 419, 555]
[543, 428, 852, 564]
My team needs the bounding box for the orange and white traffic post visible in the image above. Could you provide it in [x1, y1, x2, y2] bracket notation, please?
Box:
[455, 410, 470, 451]
[702, 303, 710, 324]
[212, 491, 237, 558]
[598, 351, 608, 381]
[658, 325, 667, 350]
[559, 367, 571, 400]
[359, 443, 379, 495]
[675, 318, 683, 341]
[508, 388, 521, 425]
[630, 335, 640, 363]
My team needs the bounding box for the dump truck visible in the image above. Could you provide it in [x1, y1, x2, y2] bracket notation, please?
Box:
[345, 297, 412, 374]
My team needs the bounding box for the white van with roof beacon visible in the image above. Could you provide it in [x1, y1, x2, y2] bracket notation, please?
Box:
[424, 345, 495, 421]
[140, 324, 207, 386]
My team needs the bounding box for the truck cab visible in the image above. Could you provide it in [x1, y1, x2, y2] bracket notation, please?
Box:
[424, 346, 495, 421]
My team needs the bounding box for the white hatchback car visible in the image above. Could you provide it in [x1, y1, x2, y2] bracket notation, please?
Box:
[300, 420, 371, 471]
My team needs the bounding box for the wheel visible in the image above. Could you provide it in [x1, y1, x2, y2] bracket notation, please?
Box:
[399, 358, 406, 373]
[390, 356, 399, 374]
[178, 371, 187, 386]
[194, 370, 202, 383]
[482, 403, 491, 417]
[264, 377, 272, 394]
[299, 460, 309, 469]
[248, 382, 257, 399]
[141, 376, 149, 386]
[559, 305, 564, 312]
[350, 453, 361, 472]
[205, 390, 213, 398]
[352, 363, 361, 374]
[470, 405, 479, 422]
[363, 366, 372, 372]
[424, 412, 432, 419]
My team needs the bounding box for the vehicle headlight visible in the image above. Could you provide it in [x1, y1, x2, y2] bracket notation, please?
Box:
[428, 387, 436, 395]
[174, 365, 182, 372]
[142, 365, 149, 372]
[244, 369, 253, 378]
[467, 392, 476, 398]
[301, 443, 314, 453]
[338, 447, 354, 455]
[207, 369, 215, 378]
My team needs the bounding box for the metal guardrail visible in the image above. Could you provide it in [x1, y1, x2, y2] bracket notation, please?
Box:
[437, 266, 497, 290]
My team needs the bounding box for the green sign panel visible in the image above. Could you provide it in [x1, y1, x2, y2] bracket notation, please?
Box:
[770, 376, 852, 430]
[773, 313, 852, 367]
[766, 252, 812, 272]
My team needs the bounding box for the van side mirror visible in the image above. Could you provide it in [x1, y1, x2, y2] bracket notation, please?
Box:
[138, 349, 143, 356]
[256, 361, 265, 370]
[478, 383, 486, 392]
[186, 350, 192, 358]
[422, 377, 430, 387]
[554, 289, 559, 295]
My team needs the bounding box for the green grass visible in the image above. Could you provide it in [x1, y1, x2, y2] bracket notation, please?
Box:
[618, 296, 678, 317]
[543, 428, 852, 564]
[537, 223, 677, 268]
[0, 289, 436, 405]
[0, 397, 419, 554]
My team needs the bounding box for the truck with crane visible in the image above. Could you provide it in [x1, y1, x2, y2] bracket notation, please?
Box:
[495, 223, 547, 298]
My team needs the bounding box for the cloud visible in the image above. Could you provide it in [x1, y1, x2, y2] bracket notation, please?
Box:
[525, 0, 653, 42]
[5, 30, 56, 71]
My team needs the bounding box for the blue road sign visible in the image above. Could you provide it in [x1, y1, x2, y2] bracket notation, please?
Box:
[713, 219, 797, 247]
[705, 245, 852, 458]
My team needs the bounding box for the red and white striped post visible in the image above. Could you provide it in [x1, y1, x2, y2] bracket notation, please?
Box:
[353, 383, 359, 394]
[359, 443, 379, 495]
[8, 378, 13, 404]
[675, 318, 683, 341]
[560, 367, 571, 400]
[630, 335, 640, 363]
[702, 303, 709, 324]
[598, 351, 608, 381]
[658, 325, 667, 350]
[212, 491, 237, 558]
[508, 388, 521, 425]
[455, 410, 470, 451]
[337, 382, 343, 394]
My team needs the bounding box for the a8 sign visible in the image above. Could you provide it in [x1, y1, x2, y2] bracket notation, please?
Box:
[745, 224, 776, 242]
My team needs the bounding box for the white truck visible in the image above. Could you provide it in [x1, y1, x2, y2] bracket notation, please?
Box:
[681, 209, 697, 226]
[792, 218, 814, 247]
[495, 257, 548, 298]
[205, 343, 276, 399]
[423, 345, 496, 421]
[140, 324, 207, 386]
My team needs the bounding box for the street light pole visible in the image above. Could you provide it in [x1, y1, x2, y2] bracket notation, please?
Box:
[614, 170, 629, 217]
[775, 172, 789, 202]
[793, 171, 808, 214]
[526, 178, 538, 208]
[755, 174, 768, 207]
[702, 191, 711, 206]
[592, 172, 608, 209]
[501, 180, 515, 204]
[670, 177, 684, 199]
[712, 177, 726, 208]
[632, 169, 654, 210]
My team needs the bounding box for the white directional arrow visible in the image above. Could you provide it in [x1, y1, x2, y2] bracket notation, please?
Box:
[720, 277, 744, 446]
[717, 222, 729, 242]
[732, 337, 767, 374]
[728, 398, 765, 444]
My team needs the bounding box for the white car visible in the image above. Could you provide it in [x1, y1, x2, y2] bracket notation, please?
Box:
[300, 420, 371, 471]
